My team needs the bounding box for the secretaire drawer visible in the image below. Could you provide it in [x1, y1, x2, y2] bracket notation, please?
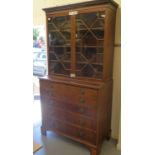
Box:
[40, 80, 98, 107]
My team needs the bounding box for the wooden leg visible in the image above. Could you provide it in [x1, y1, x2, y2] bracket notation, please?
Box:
[106, 135, 111, 140]
[90, 148, 97, 155]
[106, 129, 111, 140]
[41, 126, 46, 136]
[97, 146, 102, 155]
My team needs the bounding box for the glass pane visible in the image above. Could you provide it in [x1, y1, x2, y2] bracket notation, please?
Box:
[48, 32, 70, 46]
[49, 62, 69, 75]
[92, 30, 104, 39]
[48, 16, 70, 30]
[77, 12, 97, 27]
[63, 52, 71, 61]
[76, 53, 86, 63]
[75, 11, 105, 79]
[78, 65, 95, 77]
[92, 19, 104, 28]
[48, 15, 71, 75]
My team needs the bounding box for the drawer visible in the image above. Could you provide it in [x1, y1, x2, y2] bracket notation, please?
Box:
[40, 80, 98, 108]
[65, 85, 98, 106]
[40, 80, 67, 101]
[43, 117, 96, 145]
[42, 106, 96, 131]
[41, 99, 97, 119]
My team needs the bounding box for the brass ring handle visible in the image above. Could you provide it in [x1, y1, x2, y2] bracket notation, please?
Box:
[48, 91, 54, 97]
[79, 98, 85, 104]
[80, 89, 85, 95]
[78, 131, 85, 138]
[79, 108, 85, 113]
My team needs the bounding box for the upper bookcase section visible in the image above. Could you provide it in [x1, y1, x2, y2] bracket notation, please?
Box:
[43, 0, 118, 13]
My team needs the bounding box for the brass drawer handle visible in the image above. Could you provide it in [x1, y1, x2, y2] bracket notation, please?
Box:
[48, 92, 54, 97]
[79, 108, 85, 113]
[79, 98, 85, 104]
[78, 131, 85, 138]
[80, 88, 85, 95]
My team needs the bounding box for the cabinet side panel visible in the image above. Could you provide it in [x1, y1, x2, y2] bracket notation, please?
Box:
[103, 9, 117, 80]
[97, 81, 113, 146]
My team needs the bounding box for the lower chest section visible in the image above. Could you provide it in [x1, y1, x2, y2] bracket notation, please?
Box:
[40, 79, 100, 146]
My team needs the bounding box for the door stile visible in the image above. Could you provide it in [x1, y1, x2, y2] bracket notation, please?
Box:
[70, 15, 76, 77]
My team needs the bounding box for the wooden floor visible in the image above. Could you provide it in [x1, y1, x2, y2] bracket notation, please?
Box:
[33, 141, 42, 153]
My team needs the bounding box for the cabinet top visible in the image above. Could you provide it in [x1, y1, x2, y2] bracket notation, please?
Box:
[43, 0, 118, 13]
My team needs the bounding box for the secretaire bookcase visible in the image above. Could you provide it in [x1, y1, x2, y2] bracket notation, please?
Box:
[39, 0, 118, 154]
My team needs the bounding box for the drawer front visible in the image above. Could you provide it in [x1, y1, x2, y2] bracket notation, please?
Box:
[42, 105, 96, 131]
[40, 80, 98, 108]
[41, 99, 97, 119]
[43, 117, 96, 145]
[40, 80, 67, 100]
[66, 85, 98, 107]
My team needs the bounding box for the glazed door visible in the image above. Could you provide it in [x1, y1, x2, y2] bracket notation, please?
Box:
[47, 14, 71, 76]
[75, 11, 105, 79]
[47, 10, 105, 79]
